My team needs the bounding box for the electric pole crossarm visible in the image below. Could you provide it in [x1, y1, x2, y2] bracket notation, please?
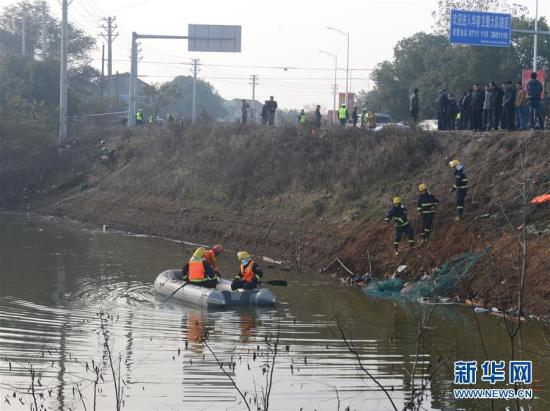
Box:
[135, 34, 229, 40]
[511, 29, 550, 36]
[136, 34, 189, 40]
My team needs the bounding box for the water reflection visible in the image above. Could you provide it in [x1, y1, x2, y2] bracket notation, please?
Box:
[0, 213, 548, 411]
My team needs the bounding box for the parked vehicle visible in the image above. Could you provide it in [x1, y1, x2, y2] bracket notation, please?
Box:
[418, 119, 438, 131]
[375, 113, 392, 126]
[374, 122, 406, 132]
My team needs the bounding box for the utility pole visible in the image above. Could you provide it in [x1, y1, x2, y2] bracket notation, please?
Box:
[41, 1, 48, 58]
[59, 0, 71, 143]
[101, 17, 118, 98]
[326, 27, 350, 106]
[250, 74, 258, 121]
[192, 58, 200, 123]
[319, 50, 337, 124]
[100, 43, 105, 100]
[345, 32, 350, 100]
[332, 84, 338, 124]
[128, 32, 137, 126]
[21, 4, 27, 56]
[115, 71, 119, 100]
[534, 0, 539, 72]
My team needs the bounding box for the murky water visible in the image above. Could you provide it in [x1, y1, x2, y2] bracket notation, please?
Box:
[0, 213, 548, 410]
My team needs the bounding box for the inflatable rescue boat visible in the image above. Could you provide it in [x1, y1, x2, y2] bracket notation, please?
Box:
[154, 269, 277, 308]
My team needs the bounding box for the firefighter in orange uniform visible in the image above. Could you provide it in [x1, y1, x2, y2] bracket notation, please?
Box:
[181, 247, 218, 288]
[232, 251, 264, 290]
[203, 244, 224, 276]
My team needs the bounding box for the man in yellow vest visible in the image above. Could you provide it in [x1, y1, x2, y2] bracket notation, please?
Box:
[232, 251, 264, 290]
[298, 109, 306, 126]
[338, 104, 348, 126]
[135, 108, 143, 126]
[181, 247, 218, 288]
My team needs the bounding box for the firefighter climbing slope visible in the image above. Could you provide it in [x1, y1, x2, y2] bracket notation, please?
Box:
[385, 197, 415, 256]
[449, 160, 468, 220]
[417, 183, 439, 242]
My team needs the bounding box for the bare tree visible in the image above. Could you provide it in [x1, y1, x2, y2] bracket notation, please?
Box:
[203, 338, 252, 411]
[99, 312, 122, 411]
[336, 319, 398, 411]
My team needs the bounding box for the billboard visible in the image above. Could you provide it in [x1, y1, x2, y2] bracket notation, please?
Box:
[188, 24, 241, 52]
[522, 69, 546, 99]
[450, 10, 511, 47]
[338, 93, 354, 109]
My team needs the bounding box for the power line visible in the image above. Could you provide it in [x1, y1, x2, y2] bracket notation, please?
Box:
[89, 58, 372, 72]
[102, 0, 154, 13]
[136, 75, 371, 81]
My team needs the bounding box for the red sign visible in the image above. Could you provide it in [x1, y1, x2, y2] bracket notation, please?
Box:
[522, 69, 546, 98]
[338, 93, 354, 109]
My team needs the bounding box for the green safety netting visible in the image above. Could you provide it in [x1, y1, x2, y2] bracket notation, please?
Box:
[363, 251, 486, 301]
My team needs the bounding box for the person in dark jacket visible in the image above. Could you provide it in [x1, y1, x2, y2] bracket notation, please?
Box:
[314, 105, 322, 129]
[385, 197, 415, 256]
[241, 100, 250, 124]
[491, 81, 504, 130]
[261, 102, 269, 125]
[409, 88, 420, 128]
[527, 71, 544, 129]
[460, 90, 472, 130]
[265, 96, 278, 126]
[417, 184, 439, 242]
[482, 84, 495, 131]
[437, 90, 449, 130]
[471, 84, 484, 131]
[501, 80, 516, 131]
[447, 93, 459, 130]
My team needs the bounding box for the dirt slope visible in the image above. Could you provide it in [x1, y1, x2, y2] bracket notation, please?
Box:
[1, 124, 549, 316]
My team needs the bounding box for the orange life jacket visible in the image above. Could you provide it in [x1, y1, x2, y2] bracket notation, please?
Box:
[188, 257, 205, 281]
[240, 260, 256, 282]
[204, 249, 218, 271]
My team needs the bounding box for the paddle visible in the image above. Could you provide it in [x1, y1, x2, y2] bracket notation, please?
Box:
[160, 283, 188, 303]
[231, 279, 288, 290]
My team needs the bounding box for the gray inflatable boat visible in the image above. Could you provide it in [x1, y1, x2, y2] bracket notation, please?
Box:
[154, 270, 277, 308]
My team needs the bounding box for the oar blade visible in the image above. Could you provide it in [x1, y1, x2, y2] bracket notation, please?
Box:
[265, 280, 287, 287]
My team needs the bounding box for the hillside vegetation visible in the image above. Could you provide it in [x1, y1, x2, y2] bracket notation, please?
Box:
[1, 125, 549, 315]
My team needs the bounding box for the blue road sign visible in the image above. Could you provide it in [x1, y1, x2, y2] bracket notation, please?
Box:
[450, 9, 511, 47]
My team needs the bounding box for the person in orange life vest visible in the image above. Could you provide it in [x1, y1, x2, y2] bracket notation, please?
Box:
[181, 247, 218, 288]
[203, 244, 224, 276]
[232, 251, 264, 290]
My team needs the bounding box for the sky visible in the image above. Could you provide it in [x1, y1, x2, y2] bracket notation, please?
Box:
[0, 0, 546, 110]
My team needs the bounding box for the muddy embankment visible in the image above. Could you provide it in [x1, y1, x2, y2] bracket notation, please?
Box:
[1, 124, 549, 316]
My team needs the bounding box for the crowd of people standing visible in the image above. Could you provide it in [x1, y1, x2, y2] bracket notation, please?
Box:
[433, 72, 544, 132]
